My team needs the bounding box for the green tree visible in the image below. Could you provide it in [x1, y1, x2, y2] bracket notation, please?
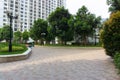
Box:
[107, 0, 120, 13]
[30, 18, 48, 44]
[2, 25, 13, 42]
[45, 26, 55, 44]
[75, 6, 93, 45]
[0, 28, 3, 41]
[14, 31, 22, 43]
[22, 30, 29, 43]
[29, 28, 38, 44]
[90, 15, 101, 45]
[100, 11, 120, 57]
[74, 6, 101, 45]
[48, 7, 73, 44]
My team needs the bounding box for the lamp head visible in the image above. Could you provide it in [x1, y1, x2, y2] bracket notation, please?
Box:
[6, 10, 12, 17]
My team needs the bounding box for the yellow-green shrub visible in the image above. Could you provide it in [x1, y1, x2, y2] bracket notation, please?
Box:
[100, 11, 120, 57]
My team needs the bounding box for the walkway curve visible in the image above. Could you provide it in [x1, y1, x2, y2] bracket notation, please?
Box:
[0, 46, 120, 80]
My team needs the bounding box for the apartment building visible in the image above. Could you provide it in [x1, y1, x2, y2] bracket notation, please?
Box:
[0, 0, 66, 32]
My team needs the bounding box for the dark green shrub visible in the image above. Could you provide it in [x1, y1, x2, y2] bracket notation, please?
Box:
[114, 52, 120, 73]
[100, 11, 120, 57]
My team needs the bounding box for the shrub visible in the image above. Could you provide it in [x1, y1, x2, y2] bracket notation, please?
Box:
[114, 52, 120, 73]
[100, 11, 120, 57]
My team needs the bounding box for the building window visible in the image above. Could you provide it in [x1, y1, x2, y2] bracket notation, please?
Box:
[21, 15, 23, 17]
[3, 19, 6, 21]
[21, 8, 23, 10]
[11, 1, 14, 3]
[14, 28, 17, 31]
[3, 23, 6, 25]
[24, 26, 27, 28]
[4, 3, 7, 6]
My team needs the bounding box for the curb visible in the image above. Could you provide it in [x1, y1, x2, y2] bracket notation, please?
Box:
[0, 48, 32, 63]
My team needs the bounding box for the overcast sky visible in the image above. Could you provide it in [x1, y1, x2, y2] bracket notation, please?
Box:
[66, 0, 110, 18]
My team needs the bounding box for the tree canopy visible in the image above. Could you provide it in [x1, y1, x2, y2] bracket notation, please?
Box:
[107, 0, 120, 13]
[2, 25, 13, 41]
[30, 18, 48, 44]
[74, 6, 101, 45]
[22, 30, 29, 43]
[48, 7, 74, 44]
[14, 31, 22, 43]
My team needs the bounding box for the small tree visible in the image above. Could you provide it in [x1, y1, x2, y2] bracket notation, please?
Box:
[75, 6, 94, 45]
[22, 30, 29, 43]
[48, 7, 73, 44]
[100, 11, 120, 57]
[2, 25, 13, 42]
[14, 31, 22, 43]
[0, 28, 3, 42]
[45, 26, 55, 44]
[30, 18, 48, 44]
[107, 0, 120, 13]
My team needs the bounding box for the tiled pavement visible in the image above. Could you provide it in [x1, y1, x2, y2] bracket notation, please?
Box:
[0, 46, 120, 80]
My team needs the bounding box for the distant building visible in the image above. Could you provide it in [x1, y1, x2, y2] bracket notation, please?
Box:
[0, 0, 66, 32]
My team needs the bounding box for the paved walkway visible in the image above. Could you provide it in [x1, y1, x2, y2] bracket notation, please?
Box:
[0, 46, 120, 80]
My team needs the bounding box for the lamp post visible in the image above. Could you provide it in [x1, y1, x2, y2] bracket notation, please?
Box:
[6, 11, 18, 52]
[0, 32, 3, 42]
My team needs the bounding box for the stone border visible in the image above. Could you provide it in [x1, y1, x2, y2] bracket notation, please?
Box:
[0, 48, 32, 63]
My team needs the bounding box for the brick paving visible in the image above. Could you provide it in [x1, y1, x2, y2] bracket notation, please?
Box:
[0, 46, 120, 80]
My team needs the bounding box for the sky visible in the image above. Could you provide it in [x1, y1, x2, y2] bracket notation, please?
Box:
[66, 0, 110, 18]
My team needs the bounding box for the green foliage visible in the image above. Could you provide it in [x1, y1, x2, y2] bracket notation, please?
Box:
[107, 0, 120, 13]
[114, 52, 120, 73]
[2, 25, 13, 41]
[100, 11, 120, 57]
[14, 31, 22, 43]
[75, 6, 101, 45]
[45, 26, 55, 43]
[22, 30, 29, 43]
[30, 18, 48, 42]
[0, 28, 3, 41]
[48, 7, 73, 44]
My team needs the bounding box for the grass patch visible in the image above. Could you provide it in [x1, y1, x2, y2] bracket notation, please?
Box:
[0, 43, 28, 55]
[44, 44, 102, 47]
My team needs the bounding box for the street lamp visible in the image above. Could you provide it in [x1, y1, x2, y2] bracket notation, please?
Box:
[0, 32, 3, 42]
[6, 10, 18, 52]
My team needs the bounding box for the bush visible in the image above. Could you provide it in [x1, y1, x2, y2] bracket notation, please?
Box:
[100, 11, 120, 57]
[114, 52, 120, 73]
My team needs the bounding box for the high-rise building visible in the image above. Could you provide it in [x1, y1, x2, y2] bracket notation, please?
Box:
[0, 0, 66, 32]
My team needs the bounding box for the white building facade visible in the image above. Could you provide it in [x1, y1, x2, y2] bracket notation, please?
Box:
[0, 0, 66, 32]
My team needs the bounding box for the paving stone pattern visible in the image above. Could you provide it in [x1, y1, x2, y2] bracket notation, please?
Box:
[0, 47, 120, 80]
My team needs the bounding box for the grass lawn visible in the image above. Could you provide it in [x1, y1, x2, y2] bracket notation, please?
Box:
[0, 43, 28, 55]
[44, 44, 102, 47]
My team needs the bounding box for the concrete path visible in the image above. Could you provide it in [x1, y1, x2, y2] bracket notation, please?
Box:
[0, 46, 120, 80]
